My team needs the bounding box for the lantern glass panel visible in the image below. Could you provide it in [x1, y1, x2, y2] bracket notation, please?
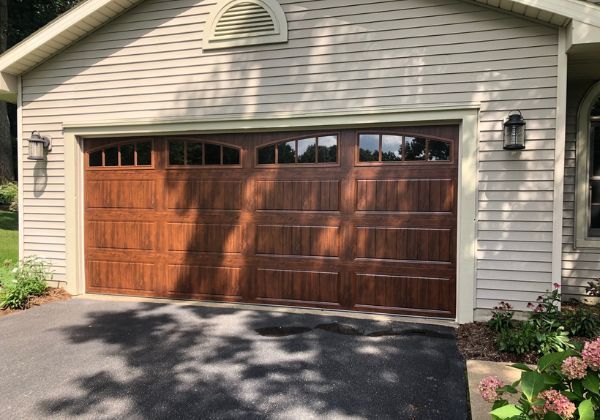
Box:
[503, 119, 526, 149]
[28, 141, 45, 160]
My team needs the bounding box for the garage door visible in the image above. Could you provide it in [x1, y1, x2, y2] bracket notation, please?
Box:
[84, 126, 458, 317]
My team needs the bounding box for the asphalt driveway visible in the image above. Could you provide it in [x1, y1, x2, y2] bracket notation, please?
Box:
[0, 299, 469, 419]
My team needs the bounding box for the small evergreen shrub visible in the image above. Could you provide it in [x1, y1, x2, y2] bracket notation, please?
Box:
[0, 256, 52, 309]
[0, 182, 17, 211]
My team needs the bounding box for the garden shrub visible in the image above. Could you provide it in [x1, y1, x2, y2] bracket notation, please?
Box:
[564, 308, 600, 339]
[0, 256, 52, 309]
[491, 284, 595, 356]
[480, 338, 600, 419]
[0, 182, 17, 211]
[497, 322, 540, 355]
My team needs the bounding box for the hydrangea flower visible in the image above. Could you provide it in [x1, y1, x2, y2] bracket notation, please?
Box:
[534, 390, 576, 419]
[582, 338, 600, 371]
[478, 376, 503, 403]
[561, 357, 587, 380]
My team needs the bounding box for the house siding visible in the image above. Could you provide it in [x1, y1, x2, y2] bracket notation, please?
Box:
[20, 0, 559, 310]
[562, 79, 600, 299]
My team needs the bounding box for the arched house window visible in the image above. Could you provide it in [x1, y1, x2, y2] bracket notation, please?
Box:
[203, 0, 288, 50]
[575, 82, 600, 248]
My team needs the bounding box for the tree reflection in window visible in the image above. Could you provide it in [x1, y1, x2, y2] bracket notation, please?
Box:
[359, 133, 450, 163]
[89, 141, 153, 167]
[257, 135, 338, 165]
[167, 140, 241, 166]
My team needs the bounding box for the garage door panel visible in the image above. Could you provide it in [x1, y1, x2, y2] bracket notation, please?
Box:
[255, 180, 340, 211]
[166, 180, 242, 210]
[356, 179, 454, 213]
[355, 227, 452, 262]
[254, 268, 342, 307]
[87, 221, 157, 250]
[87, 260, 157, 292]
[87, 179, 156, 210]
[166, 223, 243, 254]
[256, 225, 340, 257]
[166, 264, 242, 299]
[352, 273, 454, 315]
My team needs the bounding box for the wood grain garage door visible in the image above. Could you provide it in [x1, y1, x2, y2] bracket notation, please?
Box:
[84, 126, 458, 317]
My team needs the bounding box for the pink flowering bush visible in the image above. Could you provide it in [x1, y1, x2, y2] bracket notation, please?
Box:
[533, 390, 577, 418]
[582, 340, 600, 371]
[479, 376, 504, 403]
[482, 337, 600, 419]
[562, 357, 588, 380]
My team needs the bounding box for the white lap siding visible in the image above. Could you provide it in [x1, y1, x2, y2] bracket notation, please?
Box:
[21, 0, 558, 309]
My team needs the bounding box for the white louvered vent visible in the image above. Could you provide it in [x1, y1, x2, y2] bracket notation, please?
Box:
[204, 0, 288, 50]
[214, 2, 276, 38]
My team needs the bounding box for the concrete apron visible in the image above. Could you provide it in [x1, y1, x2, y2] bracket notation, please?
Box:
[467, 360, 531, 420]
[76, 293, 458, 328]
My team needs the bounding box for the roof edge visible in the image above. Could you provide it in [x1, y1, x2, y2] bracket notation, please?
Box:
[510, 0, 600, 28]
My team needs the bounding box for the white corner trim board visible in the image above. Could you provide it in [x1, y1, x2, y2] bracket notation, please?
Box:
[62, 106, 479, 323]
[551, 28, 567, 289]
[202, 0, 288, 50]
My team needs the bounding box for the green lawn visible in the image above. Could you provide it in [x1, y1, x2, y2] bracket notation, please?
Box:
[0, 211, 17, 286]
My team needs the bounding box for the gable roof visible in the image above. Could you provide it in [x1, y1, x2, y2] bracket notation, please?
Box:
[0, 0, 599, 102]
[0, 0, 144, 102]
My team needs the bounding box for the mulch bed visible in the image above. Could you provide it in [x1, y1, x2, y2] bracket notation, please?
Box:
[458, 301, 600, 365]
[0, 287, 71, 318]
[457, 322, 539, 364]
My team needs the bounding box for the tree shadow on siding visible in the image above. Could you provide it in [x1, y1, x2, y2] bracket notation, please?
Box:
[37, 301, 469, 419]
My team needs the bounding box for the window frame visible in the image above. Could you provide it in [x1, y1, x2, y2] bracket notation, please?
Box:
[85, 139, 155, 170]
[255, 133, 340, 167]
[166, 138, 242, 169]
[575, 81, 600, 248]
[355, 131, 454, 166]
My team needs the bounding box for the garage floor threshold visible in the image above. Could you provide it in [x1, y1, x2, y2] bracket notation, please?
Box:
[75, 293, 457, 328]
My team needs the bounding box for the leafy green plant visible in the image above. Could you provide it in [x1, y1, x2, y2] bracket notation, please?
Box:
[585, 279, 600, 298]
[0, 182, 17, 211]
[492, 285, 581, 356]
[497, 322, 541, 355]
[481, 339, 600, 419]
[564, 308, 600, 339]
[528, 284, 563, 328]
[489, 301, 515, 332]
[0, 256, 52, 309]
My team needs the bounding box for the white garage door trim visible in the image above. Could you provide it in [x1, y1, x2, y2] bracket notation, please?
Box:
[63, 105, 479, 323]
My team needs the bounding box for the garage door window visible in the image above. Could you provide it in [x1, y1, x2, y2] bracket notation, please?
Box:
[358, 133, 450, 163]
[257, 135, 338, 165]
[88, 141, 153, 168]
[168, 140, 241, 166]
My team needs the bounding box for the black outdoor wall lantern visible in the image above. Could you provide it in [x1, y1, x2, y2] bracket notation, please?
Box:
[26, 131, 52, 160]
[503, 111, 526, 150]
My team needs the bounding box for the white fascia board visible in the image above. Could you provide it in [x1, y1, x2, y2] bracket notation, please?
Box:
[510, 0, 600, 28]
[0, 0, 143, 75]
[567, 19, 600, 50]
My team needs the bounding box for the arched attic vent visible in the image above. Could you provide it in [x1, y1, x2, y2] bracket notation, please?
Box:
[203, 0, 288, 50]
